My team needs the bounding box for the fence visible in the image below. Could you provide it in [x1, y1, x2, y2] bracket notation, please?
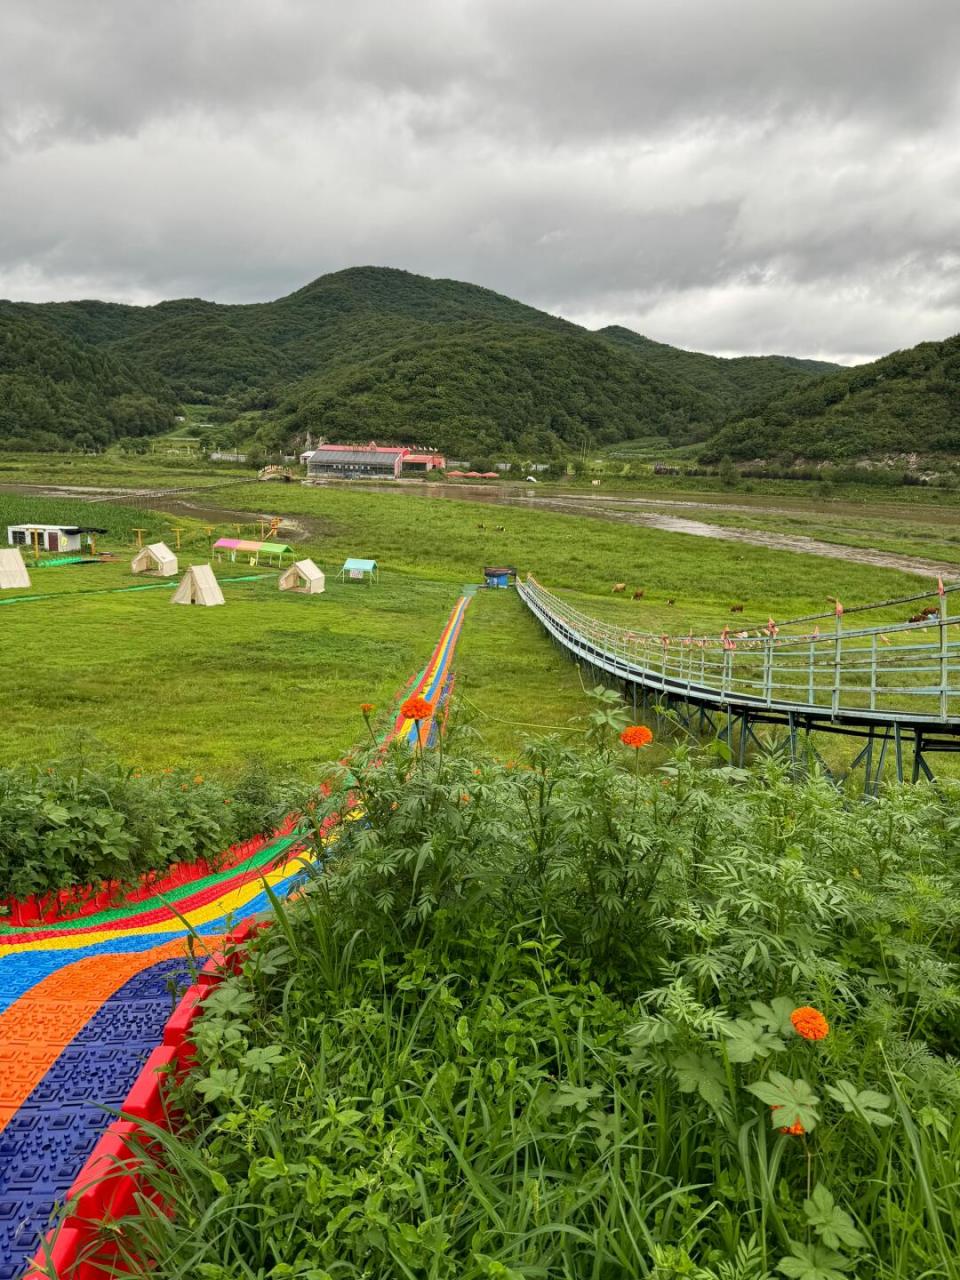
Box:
[518, 575, 960, 727]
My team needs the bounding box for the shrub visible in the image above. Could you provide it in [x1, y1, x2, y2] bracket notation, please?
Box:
[117, 731, 960, 1279]
[0, 753, 314, 903]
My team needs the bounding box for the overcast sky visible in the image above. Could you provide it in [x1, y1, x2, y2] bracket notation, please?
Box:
[1, 0, 958, 363]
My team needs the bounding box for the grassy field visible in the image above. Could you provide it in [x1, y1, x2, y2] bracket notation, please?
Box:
[218, 481, 927, 622]
[1, 558, 456, 773]
[2, 472, 953, 777]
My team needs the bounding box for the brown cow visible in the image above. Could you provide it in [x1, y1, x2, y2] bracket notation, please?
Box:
[666, 598, 675, 606]
[612, 583, 626, 594]
[633, 589, 645, 600]
[730, 604, 744, 613]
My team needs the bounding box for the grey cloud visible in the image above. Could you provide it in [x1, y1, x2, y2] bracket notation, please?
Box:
[0, 0, 958, 363]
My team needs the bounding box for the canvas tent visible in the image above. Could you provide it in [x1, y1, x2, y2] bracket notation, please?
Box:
[131, 542, 178, 577]
[0, 548, 30, 590]
[337, 557, 378, 583]
[171, 564, 225, 607]
[279, 559, 325, 595]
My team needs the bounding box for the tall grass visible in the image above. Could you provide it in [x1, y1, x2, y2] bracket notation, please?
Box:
[90, 709, 960, 1280]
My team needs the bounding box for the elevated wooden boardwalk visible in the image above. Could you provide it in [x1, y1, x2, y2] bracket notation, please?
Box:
[518, 575, 960, 784]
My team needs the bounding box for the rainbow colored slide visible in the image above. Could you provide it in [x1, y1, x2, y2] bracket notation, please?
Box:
[0, 595, 470, 1278]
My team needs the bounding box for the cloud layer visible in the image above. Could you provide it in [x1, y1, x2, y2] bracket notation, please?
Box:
[1, 0, 958, 362]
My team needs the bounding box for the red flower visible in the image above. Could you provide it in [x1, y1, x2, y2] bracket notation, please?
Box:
[401, 695, 434, 721]
[790, 1007, 829, 1041]
[360, 702, 375, 716]
[620, 725, 653, 749]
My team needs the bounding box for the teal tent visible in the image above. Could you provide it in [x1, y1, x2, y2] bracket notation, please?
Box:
[338, 557, 379, 583]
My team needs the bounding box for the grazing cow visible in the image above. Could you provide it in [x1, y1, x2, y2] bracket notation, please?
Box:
[921, 604, 940, 618]
[666, 598, 675, 606]
[632, 589, 645, 600]
[495, 524, 505, 532]
[612, 583, 626, 594]
[909, 613, 926, 624]
[730, 604, 744, 613]
[477, 523, 486, 530]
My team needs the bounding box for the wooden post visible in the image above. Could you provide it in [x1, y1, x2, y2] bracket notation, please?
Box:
[31, 528, 41, 562]
[832, 603, 843, 717]
[89, 534, 97, 556]
[870, 632, 877, 712]
[133, 528, 146, 548]
[939, 586, 949, 720]
[172, 528, 183, 550]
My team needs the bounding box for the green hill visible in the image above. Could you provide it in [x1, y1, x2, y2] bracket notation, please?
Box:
[702, 334, 960, 462]
[0, 266, 873, 458]
[271, 319, 720, 456]
[0, 312, 178, 451]
[599, 326, 840, 413]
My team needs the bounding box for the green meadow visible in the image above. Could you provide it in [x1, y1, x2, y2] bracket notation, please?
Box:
[0, 476, 950, 775]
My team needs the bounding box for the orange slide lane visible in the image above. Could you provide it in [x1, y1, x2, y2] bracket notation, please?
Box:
[0, 935, 221, 1132]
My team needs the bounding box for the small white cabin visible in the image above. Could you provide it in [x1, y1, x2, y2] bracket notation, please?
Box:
[7, 524, 83, 553]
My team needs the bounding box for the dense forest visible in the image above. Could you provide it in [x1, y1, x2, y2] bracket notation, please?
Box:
[599, 326, 839, 414]
[271, 320, 723, 456]
[0, 312, 177, 451]
[702, 335, 960, 462]
[1, 266, 957, 461]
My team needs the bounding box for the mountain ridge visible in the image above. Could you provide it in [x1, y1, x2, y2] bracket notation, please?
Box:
[3, 265, 950, 461]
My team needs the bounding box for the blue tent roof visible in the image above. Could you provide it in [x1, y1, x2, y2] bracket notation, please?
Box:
[341, 558, 377, 572]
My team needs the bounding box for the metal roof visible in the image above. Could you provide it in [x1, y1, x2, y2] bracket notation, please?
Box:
[308, 448, 402, 465]
[7, 524, 107, 534]
[342, 558, 377, 571]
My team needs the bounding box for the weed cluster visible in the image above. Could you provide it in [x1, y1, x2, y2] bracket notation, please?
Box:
[0, 753, 311, 903]
[115, 714, 960, 1279]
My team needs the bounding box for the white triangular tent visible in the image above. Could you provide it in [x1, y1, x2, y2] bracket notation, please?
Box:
[132, 542, 178, 577]
[279, 559, 325, 595]
[171, 564, 225, 607]
[0, 548, 30, 590]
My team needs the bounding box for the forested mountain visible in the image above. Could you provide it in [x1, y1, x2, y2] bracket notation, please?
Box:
[0, 312, 177, 451]
[3, 266, 955, 462]
[272, 320, 720, 456]
[702, 335, 960, 462]
[3, 267, 839, 456]
[599, 326, 839, 413]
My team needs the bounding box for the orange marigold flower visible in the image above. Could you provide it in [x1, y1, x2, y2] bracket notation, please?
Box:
[771, 1106, 805, 1136]
[401, 695, 434, 721]
[360, 702, 375, 715]
[620, 725, 654, 749]
[193, 774, 204, 785]
[790, 1006, 829, 1041]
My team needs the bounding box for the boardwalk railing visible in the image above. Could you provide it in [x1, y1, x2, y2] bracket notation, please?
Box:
[519, 575, 960, 728]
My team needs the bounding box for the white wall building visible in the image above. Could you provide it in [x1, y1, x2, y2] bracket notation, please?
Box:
[6, 524, 105, 553]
